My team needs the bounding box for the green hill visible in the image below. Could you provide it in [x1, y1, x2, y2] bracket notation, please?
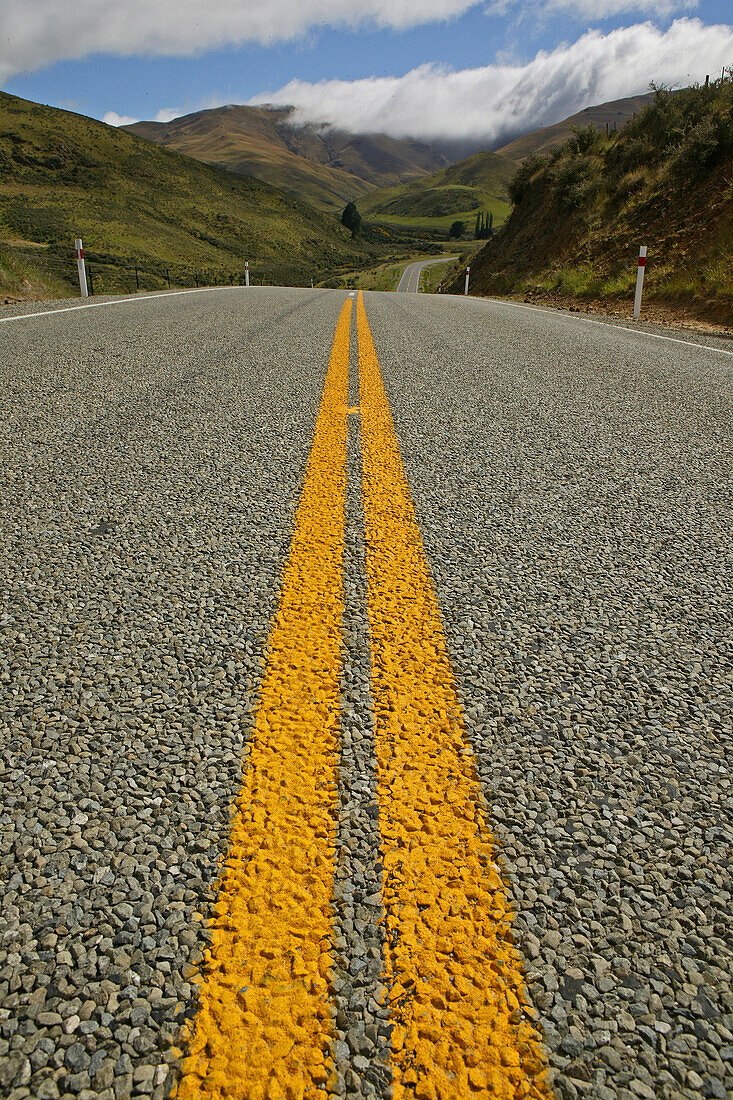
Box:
[493, 93, 655, 162]
[124, 105, 448, 212]
[356, 150, 516, 234]
[0, 92, 388, 301]
[445, 78, 733, 326]
[354, 94, 660, 237]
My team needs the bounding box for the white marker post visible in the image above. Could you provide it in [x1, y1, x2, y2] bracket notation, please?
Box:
[634, 246, 647, 319]
[245, 261, 250, 288]
[75, 239, 88, 299]
[464, 266, 471, 296]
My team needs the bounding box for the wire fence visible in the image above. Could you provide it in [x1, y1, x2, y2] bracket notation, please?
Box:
[4, 242, 256, 297]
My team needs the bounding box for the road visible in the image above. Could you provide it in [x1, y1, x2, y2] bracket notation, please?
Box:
[395, 255, 458, 293]
[1, 287, 731, 1100]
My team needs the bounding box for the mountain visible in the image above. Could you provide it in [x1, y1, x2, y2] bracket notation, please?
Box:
[493, 93, 656, 161]
[356, 150, 516, 234]
[0, 92, 389, 301]
[124, 105, 449, 211]
[352, 93, 658, 237]
[444, 80, 733, 327]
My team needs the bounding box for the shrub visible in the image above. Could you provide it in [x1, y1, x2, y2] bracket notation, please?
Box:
[507, 153, 546, 205]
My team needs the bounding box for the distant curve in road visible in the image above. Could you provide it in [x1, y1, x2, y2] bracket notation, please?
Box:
[396, 254, 458, 293]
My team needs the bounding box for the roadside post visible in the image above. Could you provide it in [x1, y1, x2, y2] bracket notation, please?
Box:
[634, 246, 647, 319]
[245, 261, 250, 287]
[75, 239, 88, 298]
[464, 266, 470, 296]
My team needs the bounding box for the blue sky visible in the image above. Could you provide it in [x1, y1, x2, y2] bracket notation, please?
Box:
[2, 1, 732, 145]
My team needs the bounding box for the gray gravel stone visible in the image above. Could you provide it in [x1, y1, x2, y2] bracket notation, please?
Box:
[365, 290, 733, 1100]
[0, 289, 349, 1097]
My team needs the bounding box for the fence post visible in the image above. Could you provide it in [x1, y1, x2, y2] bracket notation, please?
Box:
[634, 246, 647, 319]
[87, 267, 94, 296]
[195, 273, 199, 288]
[75, 239, 88, 298]
[166, 268, 171, 288]
[464, 266, 470, 296]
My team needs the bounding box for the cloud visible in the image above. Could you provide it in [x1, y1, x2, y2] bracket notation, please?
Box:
[0, 0, 480, 81]
[103, 111, 138, 126]
[154, 107, 182, 123]
[250, 18, 733, 145]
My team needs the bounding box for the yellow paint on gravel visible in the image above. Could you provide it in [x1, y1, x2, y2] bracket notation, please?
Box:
[175, 299, 352, 1100]
[356, 292, 550, 1100]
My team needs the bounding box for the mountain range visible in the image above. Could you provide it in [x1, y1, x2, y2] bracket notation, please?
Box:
[125, 106, 449, 212]
[124, 94, 655, 233]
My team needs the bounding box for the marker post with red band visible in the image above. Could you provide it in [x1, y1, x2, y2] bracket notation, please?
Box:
[634, 246, 647, 319]
[75, 238, 88, 299]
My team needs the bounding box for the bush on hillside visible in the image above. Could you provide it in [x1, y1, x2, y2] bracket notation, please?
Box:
[507, 153, 545, 205]
[506, 71, 733, 214]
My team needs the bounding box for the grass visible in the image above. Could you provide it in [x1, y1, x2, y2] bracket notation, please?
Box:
[319, 253, 435, 292]
[420, 259, 459, 293]
[447, 76, 733, 325]
[358, 151, 515, 236]
[0, 91, 398, 300]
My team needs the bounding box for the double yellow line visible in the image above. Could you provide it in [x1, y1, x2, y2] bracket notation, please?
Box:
[176, 295, 550, 1100]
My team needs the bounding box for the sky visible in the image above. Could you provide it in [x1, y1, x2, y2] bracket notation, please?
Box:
[2, 0, 732, 148]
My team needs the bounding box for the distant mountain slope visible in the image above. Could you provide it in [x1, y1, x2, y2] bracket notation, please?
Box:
[0, 92, 384, 300]
[356, 149, 517, 234]
[353, 93, 658, 237]
[445, 80, 733, 326]
[494, 93, 655, 161]
[125, 105, 449, 211]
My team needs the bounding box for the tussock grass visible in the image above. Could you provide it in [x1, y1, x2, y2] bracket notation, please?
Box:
[449, 75, 733, 324]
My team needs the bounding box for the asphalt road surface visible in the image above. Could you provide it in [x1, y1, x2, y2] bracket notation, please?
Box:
[1, 287, 731, 1100]
[395, 256, 458, 293]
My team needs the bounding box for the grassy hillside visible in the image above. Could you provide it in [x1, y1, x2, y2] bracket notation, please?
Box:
[356, 150, 516, 234]
[354, 94, 658, 237]
[0, 92, 387, 301]
[125, 105, 448, 212]
[445, 78, 733, 326]
[494, 93, 655, 161]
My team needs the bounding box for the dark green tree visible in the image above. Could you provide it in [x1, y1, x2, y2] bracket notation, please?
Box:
[448, 219, 466, 240]
[341, 202, 362, 237]
[474, 212, 481, 238]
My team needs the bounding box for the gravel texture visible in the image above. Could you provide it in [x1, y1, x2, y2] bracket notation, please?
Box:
[2, 286, 731, 1100]
[364, 290, 732, 1100]
[330, 326, 391, 1099]
[0, 288, 346, 1100]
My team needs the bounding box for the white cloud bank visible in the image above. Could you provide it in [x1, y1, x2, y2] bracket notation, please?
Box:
[250, 18, 733, 144]
[1, 0, 479, 82]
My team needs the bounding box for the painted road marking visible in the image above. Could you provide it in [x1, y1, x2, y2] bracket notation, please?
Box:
[176, 299, 352, 1099]
[356, 292, 550, 1100]
[0, 286, 249, 325]
[478, 296, 733, 359]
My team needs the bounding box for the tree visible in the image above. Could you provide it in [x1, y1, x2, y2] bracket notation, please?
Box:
[341, 202, 362, 237]
[474, 212, 481, 239]
[448, 220, 466, 240]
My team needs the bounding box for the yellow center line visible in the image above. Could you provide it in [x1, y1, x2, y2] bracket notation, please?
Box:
[356, 291, 551, 1100]
[176, 299, 352, 1100]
